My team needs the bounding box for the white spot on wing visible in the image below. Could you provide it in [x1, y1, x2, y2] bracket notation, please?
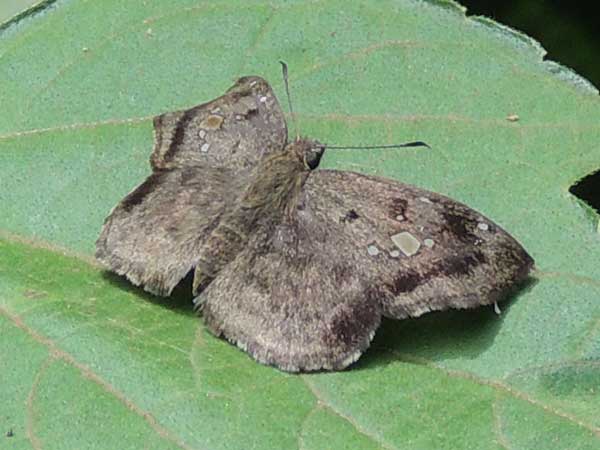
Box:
[494, 302, 502, 315]
[250, 80, 257, 87]
[419, 196, 432, 204]
[478, 222, 489, 231]
[390, 232, 421, 256]
[390, 250, 400, 258]
[395, 214, 405, 221]
[423, 238, 435, 248]
[198, 130, 206, 139]
[200, 143, 210, 153]
[367, 245, 380, 256]
[259, 96, 268, 103]
[340, 349, 362, 368]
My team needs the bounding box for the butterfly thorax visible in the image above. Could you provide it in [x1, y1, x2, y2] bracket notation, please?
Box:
[193, 138, 322, 285]
[289, 137, 325, 170]
[239, 137, 323, 211]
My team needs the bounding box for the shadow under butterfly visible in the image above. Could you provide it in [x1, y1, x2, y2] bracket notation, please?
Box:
[96, 63, 534, 372]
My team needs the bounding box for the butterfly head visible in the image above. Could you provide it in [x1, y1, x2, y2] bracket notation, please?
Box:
[290, 137, 325, 171]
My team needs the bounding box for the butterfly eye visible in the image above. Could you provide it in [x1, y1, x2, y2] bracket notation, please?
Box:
[304, 147, 324, 170]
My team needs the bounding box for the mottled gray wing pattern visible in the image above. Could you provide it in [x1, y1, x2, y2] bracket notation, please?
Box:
[96, 76, 287, 296]
[96, 165, 240, 296]
[151, 76, 286, 171]
[198, 170, 533, 371]
[299, 171, 534, 319]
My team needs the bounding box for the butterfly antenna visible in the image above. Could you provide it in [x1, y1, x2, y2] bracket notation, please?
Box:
[279, 60, 300, 140]
[322, 141, 431, 150]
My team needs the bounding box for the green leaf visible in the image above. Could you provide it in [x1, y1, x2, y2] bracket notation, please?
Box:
[1, 1, 599, 449]
[0, 2, 34, 24]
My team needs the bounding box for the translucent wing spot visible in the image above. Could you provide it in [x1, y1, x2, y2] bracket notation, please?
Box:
[423, 238, 435, 248]
[200, 143, 210, 153]
[391, 232, 421, 256]
[259, 96, 268, 103]
[419, 196, 432, 204]
[200, 114, 224, 130]
[198, 129, 206, 139]
[389, 198, 407, 221]
[477, 222, 489, 231]
[367, 244, 380, 256]
[389, 250, 401, 258]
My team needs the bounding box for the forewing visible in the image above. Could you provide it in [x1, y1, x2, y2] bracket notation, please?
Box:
[97, 76, 287, 295]
[151, 76, 287, 171]
[197, 169, 533, 371]
[96, 164, 238, 296]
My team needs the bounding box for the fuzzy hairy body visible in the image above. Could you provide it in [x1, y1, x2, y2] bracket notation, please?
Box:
[195, 146, 308, 283]
[96, 76, 534, 372]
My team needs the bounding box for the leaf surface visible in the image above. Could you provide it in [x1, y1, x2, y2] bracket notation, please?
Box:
[1, 1, 599, 449]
